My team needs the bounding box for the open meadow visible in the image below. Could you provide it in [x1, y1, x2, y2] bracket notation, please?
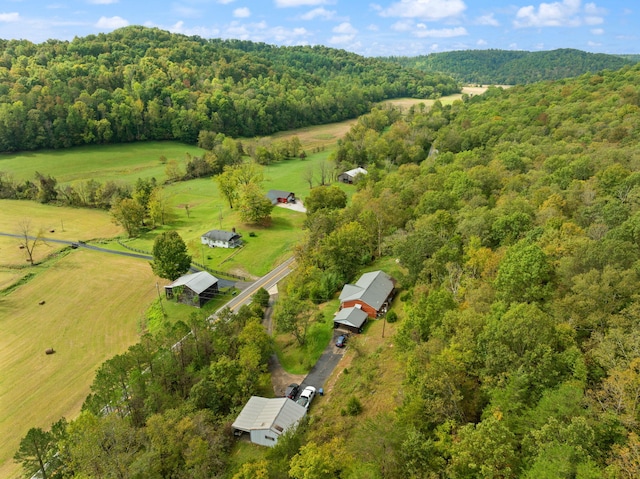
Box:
[0, 249, 158, 479]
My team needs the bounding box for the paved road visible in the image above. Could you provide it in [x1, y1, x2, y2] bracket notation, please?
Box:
[210, 256, 296, 318]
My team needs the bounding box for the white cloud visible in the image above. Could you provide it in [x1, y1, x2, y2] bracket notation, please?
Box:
[413, 25, 468, 38]
[380, 0, 466, 21]
[88, 0, 118, 4]
[477, 39, 488, 46]
[275, 0, 332, 7]
[218, 0, 235, 3]
[590, 27, 604, 34]
[0, 12, 20, 22]
[328, 22, 358, 44]
[476, 13, 499, 26]
[173, 5, 201, 18]
[587, 40, 601, 47]
[367, 24, 379, 31]
[234, 7, 251, 18]
[513, 0, 605, 28]
[95, 16, 128, 29]
[300, 7, 335, 20]
[391, 20, 413, 32]
[333, 22, 357, 34]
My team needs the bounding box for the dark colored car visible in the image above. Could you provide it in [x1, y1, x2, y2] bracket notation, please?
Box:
[336, 335, 347, 348]
[285, 383, 300, 399]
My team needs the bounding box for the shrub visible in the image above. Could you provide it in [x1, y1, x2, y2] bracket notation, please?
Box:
[386, 311, 398, 323]
[345, 396, 363, 416]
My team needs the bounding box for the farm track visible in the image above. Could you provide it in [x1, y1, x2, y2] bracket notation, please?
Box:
[0, 232, 236, 287]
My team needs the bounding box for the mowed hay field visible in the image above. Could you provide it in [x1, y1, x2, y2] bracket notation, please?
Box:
[0, 199, 122, 265]
[0, 249, 157, 478]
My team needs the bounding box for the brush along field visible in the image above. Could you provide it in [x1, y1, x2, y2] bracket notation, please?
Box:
[0, 248, 157, 478]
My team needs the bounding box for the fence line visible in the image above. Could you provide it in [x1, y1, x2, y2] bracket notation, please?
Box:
[117, 239, 246, 281]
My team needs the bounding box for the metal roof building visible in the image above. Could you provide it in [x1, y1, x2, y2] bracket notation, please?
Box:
[338, 270, 395, 316]
[333, 306, 369, 333]
[164, 271, 219, 308]
[232, 396, 307, 447]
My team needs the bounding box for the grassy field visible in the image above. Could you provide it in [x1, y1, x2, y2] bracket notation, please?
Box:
[0, 200, 122, 266]
[0, 249, 158, 479]
[0, 141, 203, 185]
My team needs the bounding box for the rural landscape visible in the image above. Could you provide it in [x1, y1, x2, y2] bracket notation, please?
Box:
[3, 24, 640, 479]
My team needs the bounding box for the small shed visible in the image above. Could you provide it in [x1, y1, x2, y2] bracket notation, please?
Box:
[267, 189, 296, 205]
[339, 270, 395, 318]
[164, 271, 219, 308]
[201, 229, 242, 248]
[334, 306, 369, 334]
[338, 167, 368, 184]
[232, 396, 307, 447]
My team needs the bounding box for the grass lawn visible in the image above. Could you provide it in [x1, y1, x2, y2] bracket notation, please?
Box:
[0, 249, 158, 479]
[275, 298, 339, 375]
[0, 141, 203, 185]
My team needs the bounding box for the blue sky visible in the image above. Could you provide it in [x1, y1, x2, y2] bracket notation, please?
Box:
[0, 0, 637, 57]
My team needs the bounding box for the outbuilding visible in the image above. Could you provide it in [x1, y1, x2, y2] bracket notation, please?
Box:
[232, 396, 307, 447]
[338, 167, 367, 184]
[201, 229, 242, 248]
[338, 270, 395, 318]
[267, 189, 296, 205]
[164, 271, 219, 308]
[333, 306, 369, 334]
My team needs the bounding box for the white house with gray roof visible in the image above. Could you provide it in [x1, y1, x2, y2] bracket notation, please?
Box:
[201, 229, 242, 248]
[232, 396, 307, 447]
[338, 270, 395, 318]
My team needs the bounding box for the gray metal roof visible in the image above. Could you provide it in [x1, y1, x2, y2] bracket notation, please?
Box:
[334, 307, 369, 329]
[232, 396, 306, 433]
[338, 270, 394, 311]
[201, 229, 241, 242]
[343, 167, 368, 178]
[166, 271, 218, 294]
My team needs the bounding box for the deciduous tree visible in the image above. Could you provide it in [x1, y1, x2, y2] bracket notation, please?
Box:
[151, 230, 192, 281]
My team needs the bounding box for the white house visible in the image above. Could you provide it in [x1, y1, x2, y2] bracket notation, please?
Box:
[338, 167, 368, 184]
[201, 229, 242, 248]
[232, 396, 306, 447]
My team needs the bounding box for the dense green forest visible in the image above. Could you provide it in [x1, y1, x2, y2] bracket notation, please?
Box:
[0, 26, 458, 152]
[383, 48, 635, 85]
[16, 61, 640, 477]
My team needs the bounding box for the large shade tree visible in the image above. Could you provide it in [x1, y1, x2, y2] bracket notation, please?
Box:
[151, 230, 192, 281]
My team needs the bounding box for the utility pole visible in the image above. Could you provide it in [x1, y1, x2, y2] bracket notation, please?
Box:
[156, 282, 166, 316]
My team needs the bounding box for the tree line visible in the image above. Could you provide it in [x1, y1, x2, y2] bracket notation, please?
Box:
[383, 48, 635, 85]
[0, 26, 459, 152]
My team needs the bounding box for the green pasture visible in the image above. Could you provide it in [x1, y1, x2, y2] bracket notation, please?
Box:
[0, 141, 203, 185]
[0, 249, 158, 479]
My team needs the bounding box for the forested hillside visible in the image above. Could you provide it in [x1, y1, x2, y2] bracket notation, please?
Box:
[384, 48, 634, 85]
[17, 62, 640, 478]
[0, 26, 458, 152]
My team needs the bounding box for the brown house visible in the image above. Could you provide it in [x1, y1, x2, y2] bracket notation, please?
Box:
[338, 270, 395, 318]
[164, 271, 219, 308]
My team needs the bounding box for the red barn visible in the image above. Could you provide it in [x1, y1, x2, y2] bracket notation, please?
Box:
[338, 270, 395, 318]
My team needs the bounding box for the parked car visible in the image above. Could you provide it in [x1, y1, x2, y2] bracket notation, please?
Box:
[296, 386, 317, 409]
[335, 335, 347, 348]
[285, 383, 300, 400]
